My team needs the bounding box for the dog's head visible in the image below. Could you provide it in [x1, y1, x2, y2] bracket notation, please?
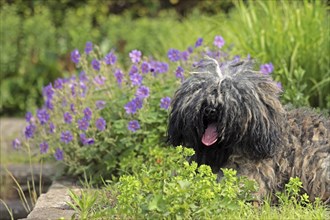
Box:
[167, 57, 284, 162]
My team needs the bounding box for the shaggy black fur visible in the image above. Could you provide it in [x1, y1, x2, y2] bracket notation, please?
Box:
[167, 57, 330, 203]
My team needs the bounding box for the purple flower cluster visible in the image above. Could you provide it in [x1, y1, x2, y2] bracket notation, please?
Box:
[60, 130, 73, 144]
[37, 109, 50, 125]
[96, 117, 106, 131]
[54, 148, 63, 161]
[96, 100, 106, 110]
[128, 120, 140, 132]
[175, 66, 184, 82]
[135, 86, 150, 99]
[260, 63, 274, 75]
[129, 50, 142, 63]
[214, 35, 225, 48]
[160, 97, 171, 110]
[64, 112, 72, 124]
[195, 37, 203, 47]
[12, 138, 21, 150]
[85, 42, 93, 54]
[130, 73, 143, 86]
[92, 59, 101, 71]
[114, 69, 124, 86]
[71, 49, 80, 64]
[80, 133, 95, 146]
[168, 49, 181, 62]
[39, 141, 49, 154]
[124, 98, 143, 115]
[104, 52, 117, 65]
[78, 118, 90, 131]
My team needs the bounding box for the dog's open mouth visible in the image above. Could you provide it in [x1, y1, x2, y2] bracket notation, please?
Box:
[202, 123, 218, 146]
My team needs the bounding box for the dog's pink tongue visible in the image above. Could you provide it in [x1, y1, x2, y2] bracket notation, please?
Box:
[202, 123, 218, 146]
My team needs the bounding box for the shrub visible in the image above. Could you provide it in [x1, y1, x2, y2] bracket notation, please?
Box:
[69, 146, 258, 219]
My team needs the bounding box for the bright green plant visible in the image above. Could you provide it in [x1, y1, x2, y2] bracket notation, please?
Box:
[217, 0, 330, 109]
[68, 146, 258, 219]
[68, 146, 328, 219]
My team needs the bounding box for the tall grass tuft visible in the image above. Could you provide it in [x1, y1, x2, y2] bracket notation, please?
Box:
[217, 0, 330, 109]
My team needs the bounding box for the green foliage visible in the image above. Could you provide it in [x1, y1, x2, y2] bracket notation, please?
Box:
[69, 147, 329, 219]
[217, 0, 330, 109]
[70, 146, 258, 219]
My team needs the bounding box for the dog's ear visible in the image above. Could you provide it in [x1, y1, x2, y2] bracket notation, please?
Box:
[220, 60, 284, 159]
[240, 75, 284, 159]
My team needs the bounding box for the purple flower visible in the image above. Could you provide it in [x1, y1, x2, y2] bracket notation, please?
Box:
[25, 124, 36, 139]
[92, 59, 101, 71]
[39, 141, 49, 154]
[260, 63, 274, 75]
[160, 97, 171, 110]
[129, 49, 142, 63]
[79, 71, 88, 82]
[135, 86, 150, 99]
[25, 112, 33, 123]
[233, 55, 240, 63]
[49, 122, 55, 133]
[158, 62, 169, 74]
[64, 112, 72, 124]
[277, 82, 282, 90]
[130, 73, 143, 86]
[195, 37, 203, 47]
[12, 138, 21, 150]
[187, 46, 193, 54]
[141, 61, 150, 74]
[129, 65, 139, 76]
[96, 100, 106, 110]
[133, 97, 143, 110]
[37, 109, 50, 125]
[114, 69, 124, 86]
[69, 84, 76, 97]
[54, 148, 63, 161]
[181, 51, 189, 61]
[78, 118, 90, 131]
[70, 104, 76, 114]
[80, 82, 87, 97]
[214, 35, 225, 48]
[128, 120, 140, 132]
[83, 107, 92, 120]
[42, 83, 54, 100]
[95, 117, 106, 131]
[79, 133, 95, 146]
[104, 52, 117, 65]
[85, 42, 93, 54]
[175, 66, 184, 81]
[124, 100, 137, 115]
[71, 49, 80, 64]
[45, 99, 54, 110]
[168, 49, 181, 62]
[60, 131, 73, 144]
[94, 75, 106, 85]
[54, 78, 63, 89]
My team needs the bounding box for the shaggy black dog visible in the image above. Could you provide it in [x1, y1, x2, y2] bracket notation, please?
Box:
[167, 57, 330, 203]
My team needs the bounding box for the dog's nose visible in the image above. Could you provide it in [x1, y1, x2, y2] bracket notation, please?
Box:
[205, 108, 217, 116]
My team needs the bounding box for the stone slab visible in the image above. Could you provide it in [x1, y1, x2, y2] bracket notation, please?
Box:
[20, 181, 80, 220]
